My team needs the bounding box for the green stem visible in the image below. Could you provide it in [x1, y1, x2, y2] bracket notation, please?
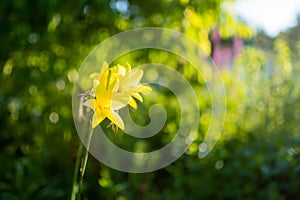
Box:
[78, 126, 94, 196]
[71, 140, 83, 200]
[71, 116, 94, 200]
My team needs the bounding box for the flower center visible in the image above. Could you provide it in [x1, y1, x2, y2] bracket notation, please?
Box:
[98, 105, 111, 111]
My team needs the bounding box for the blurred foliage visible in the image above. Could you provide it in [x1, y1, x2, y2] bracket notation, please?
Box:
[1, 0, 300, 200]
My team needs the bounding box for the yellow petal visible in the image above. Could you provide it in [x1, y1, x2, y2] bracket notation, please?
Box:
[116, 64, 126, 77]
[99, 67, 110, 86]
[113, 92, 130, 103]
[92, 112, 105, 128]
[120, 68, 143, 87]
[83, 99, 95, 110]
[121, 86, 136, 94]
[128, 69, 143, 86]
[107, 110, 125, 130]
[126, 63, 131, 72]
[96, 85, 110, 104]
[113, 78, 119, 93]
[92, 109, 106, 128]
[112, 100, 127, 110]
[119, 74, 130, 88]
[129, 97, 137, 109]
[110, 65, 125, 79]
[136, 85, 152, 92]
[108, 79, 118, 94]
[96, 79, 117, 105]
[132, 92, 143, 102]
[99, 62, 109, 76]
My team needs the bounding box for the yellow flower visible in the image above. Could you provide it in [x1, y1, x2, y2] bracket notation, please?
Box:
[84, 62, 151, 131]
[84, 64, 125, 130]
[111, 63, 152, 109]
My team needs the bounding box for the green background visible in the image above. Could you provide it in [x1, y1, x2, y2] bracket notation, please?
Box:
[1, 0, 300, 199]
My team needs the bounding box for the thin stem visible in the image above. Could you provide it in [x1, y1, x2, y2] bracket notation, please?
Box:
[78, 126, 94, 196]
[71, 140, 83, 200]
[71, 112, 93, 200]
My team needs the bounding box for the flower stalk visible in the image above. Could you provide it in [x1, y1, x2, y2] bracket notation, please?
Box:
[71, 114, 93, 200]
[71, 62, 151, 199]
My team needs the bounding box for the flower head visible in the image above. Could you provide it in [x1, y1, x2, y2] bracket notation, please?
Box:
[83, 62, 151, 131]
[84, 63, 124, 130]
[111, 63, 152, 109]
